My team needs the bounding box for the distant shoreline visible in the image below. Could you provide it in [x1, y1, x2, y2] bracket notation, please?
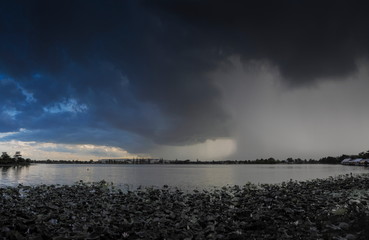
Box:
[27, 160, 357, 166]
[29, 160, 337, 165]
[2, 149, 368, 165]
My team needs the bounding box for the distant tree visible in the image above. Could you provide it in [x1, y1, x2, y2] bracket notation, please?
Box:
[319, 156, 339, 164]
[294, 158, 303, 164]
[17, 157, 26, 163]
[1, 152, 13, 164]
[364, 150, 369, 159]
[338, 154, 350, 161]
[267, 157, 276, 164]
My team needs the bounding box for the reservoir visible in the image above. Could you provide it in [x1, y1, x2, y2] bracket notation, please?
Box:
[1, 164, 368, 189]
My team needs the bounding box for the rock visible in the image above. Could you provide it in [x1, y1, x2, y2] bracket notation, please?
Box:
[333, 207, 347, 215]
[338, 222, 349, 230]
[346, 234, 356, 240]
[1, 176, 369, 239]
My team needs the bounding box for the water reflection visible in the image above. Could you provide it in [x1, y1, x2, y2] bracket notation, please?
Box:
[1, 166, 11, 177]
[0, 164, 368, 189]
[0, 165, 29, 182]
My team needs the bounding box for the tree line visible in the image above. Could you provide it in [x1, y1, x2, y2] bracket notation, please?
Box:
[0, 152, 31, 165]
[3, 150, 368, 165]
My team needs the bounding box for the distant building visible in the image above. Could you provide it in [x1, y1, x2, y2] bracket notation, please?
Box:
[98, 158, 133, 164]
[97, 158, 163, 164]
[360, 159, 369, 165]
[351, 158, 363, 165]
[341, 158, 368, 166]
[341, 158, 352, 165]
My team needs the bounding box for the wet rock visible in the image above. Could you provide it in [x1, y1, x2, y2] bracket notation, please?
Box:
[338, 222, 349, 230]
[2, 176, 369, 239]
[346, 234, 357, 240]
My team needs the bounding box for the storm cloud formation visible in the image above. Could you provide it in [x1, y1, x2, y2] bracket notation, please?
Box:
[152, 0, 369, 83]
[1, 0, 369, 157]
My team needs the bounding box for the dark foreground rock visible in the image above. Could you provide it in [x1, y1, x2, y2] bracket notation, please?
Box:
[1, 175, 369, 240]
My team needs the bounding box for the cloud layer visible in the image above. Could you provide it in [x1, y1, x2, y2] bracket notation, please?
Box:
[1, 1, 369, 159]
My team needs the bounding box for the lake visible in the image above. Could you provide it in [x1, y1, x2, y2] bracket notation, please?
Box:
[1, 164, 368, 190]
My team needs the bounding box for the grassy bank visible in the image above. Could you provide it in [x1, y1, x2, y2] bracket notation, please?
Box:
[1, 175, 369, 239]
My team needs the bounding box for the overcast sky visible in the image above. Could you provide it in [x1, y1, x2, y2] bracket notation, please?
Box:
[1, 0, 369, 160]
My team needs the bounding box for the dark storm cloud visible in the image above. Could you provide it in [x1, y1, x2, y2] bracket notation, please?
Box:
[149, 0, 369, 85]
[0, 0, 229, 150]
[1, 0, 368, 152]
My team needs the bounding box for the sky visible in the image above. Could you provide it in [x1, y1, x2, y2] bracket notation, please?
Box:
[1, 0, 369, 161]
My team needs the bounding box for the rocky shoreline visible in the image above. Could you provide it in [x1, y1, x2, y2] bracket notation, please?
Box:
[1, 175, 369, 239]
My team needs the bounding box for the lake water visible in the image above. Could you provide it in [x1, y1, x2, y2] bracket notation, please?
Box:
[1, 164, 368, 189]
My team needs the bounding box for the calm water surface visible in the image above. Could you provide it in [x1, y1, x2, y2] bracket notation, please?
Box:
[1, 164, 368, 189]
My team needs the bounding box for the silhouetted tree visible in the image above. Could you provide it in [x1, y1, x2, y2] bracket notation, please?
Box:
[287, 158, 294, 163]
[0, 152, 13, 164]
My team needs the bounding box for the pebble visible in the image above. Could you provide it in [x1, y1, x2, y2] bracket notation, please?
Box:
[1, 175, 369, 239]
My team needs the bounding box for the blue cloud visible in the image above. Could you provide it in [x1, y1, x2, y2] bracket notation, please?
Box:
[0, 1, 233, 154]
[43, 99, 88, 114]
